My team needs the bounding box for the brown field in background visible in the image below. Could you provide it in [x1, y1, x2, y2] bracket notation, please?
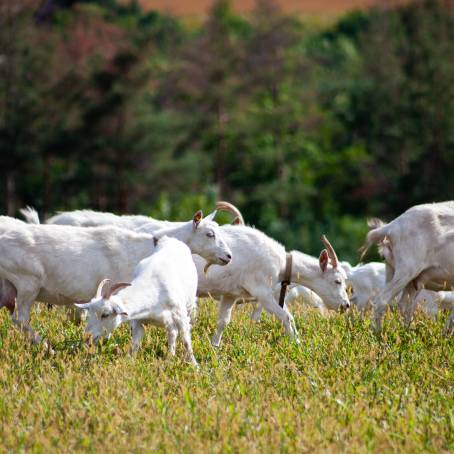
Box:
[138, 0, 403, 16]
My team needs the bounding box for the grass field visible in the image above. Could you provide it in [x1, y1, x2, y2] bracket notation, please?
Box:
[0, 301, 452, 452]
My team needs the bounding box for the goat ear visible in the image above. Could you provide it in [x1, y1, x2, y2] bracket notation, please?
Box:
[231, 216, 242, 225]
[192, 210, 203, 229]
[74, 302, 91, 310]
[108, 282, 131, 298]
[319, 249, 329, 272]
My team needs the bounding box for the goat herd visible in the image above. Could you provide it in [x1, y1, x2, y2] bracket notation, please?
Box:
[0, 200, 453, 365]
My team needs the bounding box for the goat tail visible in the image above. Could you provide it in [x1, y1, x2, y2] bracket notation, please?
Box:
[215, 201, 245, 225]
[358, 218, 388, 261]
[19, 206, 40, 224]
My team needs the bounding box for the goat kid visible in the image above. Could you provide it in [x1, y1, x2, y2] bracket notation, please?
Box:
[76, 236, 199, 365]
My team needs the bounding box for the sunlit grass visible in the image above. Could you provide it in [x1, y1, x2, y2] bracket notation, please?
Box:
[0, 301, 452, 452]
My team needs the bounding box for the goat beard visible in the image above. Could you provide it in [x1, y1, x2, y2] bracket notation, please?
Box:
[204, 262, 213, 276]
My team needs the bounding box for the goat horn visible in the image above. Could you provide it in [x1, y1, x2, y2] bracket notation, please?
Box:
[321, 235, 338, 268]
[106, 282, 131, 300]
[215, 201, 245, 225]
[96, 279, 112, 298]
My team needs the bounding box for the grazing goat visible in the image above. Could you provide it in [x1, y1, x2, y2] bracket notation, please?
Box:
[76, 236, 199, 365]
[0, 210, 231, 346]
[360, 201, 454, 332]
[250, 261, 386, 321]
[341, 261, 386, 312]
[194, 220, 350, 346]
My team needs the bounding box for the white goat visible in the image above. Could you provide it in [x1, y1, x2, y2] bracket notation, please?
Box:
[21, 206, 176, 231]
[0, 210, 231, 346]
[340, 261, 386, 312]
[360, 201, 454, 332]
[0, 217, 26, 314]
[412, 289, 454, 330]
[76, 236, 199, 365]
[194, 223, 350, 347]
[250, 261, 386, 321]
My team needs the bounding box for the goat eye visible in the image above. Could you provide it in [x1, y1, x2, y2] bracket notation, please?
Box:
[101, 313, 110, 319]
[206, 232, 215, 238]
[335, 279, 341, 285]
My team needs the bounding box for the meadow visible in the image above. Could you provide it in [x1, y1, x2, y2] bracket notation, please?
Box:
[0, 300, 452, 452]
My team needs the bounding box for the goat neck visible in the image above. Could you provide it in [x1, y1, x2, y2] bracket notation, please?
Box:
[289, 251, 322, 287]
[153, 221, 192, 243]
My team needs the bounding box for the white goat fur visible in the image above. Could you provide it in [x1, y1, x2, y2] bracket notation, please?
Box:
[341, 261, 386, 311]
[0, 211, 231, 345]
[194, 224, 350, 346]
[77, 236, 199, 365]
[413, 289, 454, 318]
[20, 206, 171, 231]
[360, 201, 454, 332]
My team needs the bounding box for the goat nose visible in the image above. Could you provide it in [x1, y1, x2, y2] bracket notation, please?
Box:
[226, 253, 232, 260]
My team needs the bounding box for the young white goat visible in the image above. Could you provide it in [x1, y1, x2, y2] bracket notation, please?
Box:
[340, 261, 386, 312]
[0, 210, 231, 346]
[76, 236, 199, 365]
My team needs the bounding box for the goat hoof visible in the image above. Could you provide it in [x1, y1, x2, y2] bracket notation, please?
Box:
[211, 338, 221, 348]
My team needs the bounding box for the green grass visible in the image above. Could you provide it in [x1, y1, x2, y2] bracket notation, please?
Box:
[0, 301, 452, 453]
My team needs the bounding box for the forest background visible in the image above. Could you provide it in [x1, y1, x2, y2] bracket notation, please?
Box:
[1, 0, 452, 261]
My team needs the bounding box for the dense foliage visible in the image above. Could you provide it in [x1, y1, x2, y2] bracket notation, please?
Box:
[1, 0, 453, 260]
